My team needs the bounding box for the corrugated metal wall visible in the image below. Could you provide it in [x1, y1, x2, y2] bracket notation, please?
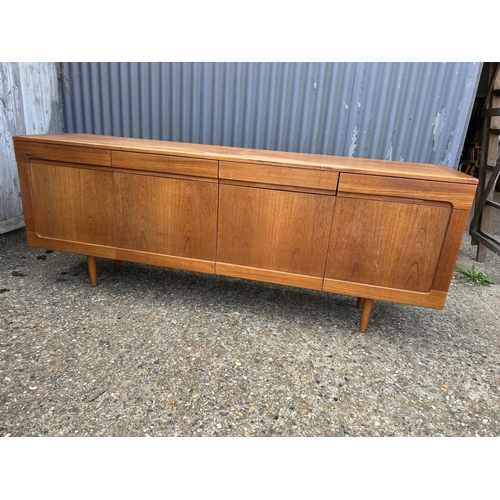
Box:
[58, 62, 482, 168]
[0, 62, 63, 234]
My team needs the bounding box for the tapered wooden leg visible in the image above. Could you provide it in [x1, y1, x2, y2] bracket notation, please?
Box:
[356, 297, 365, 309]
[87, 255, 97, 287]
[115, 260, 121, 270]
[359, 298, 374, 333]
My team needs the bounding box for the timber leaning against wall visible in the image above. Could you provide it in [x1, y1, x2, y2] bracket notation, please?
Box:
[0, 62, 62, 238]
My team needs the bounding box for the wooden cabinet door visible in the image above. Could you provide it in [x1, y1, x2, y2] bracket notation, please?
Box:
[324, 196, 452, 293]
[216, 184, 336, 290]
[114, 173, 218, 273]
[29, 162, 116, 247]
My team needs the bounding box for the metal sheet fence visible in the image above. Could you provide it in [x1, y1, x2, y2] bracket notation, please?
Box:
[58, 62, 482, 168]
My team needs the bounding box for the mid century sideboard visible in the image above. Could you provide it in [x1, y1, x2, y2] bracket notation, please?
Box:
[13, 134, 478, 332]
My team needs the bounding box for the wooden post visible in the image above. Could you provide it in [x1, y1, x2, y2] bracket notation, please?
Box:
[359, 298, 374, 333]
[87, 256, 97, 286]
[115, 260, 121, 270]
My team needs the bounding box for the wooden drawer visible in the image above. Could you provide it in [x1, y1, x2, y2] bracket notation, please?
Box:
[219, 161, 338, 193]
[112, 151, 218, 180]
[14, 140, 111, 166]
[337, 173, 476, 210]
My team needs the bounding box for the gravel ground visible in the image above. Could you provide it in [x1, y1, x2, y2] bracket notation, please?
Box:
[1, 226, 499, 438]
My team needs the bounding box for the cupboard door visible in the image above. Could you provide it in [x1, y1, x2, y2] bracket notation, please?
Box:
[29, 162, 115, 246]
[324, 197, 452, 293]
[114, 173, 217, 262]
[216, 185, 336, 289]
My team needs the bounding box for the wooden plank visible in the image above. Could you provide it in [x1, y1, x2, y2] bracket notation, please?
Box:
[117, 249, 215, 275]
[114, 173, 218, 262]
[477, 168, 495, 262]
[487, 132, 499, 167]
[324, 197, 452, 293]
[432, 210, 471, 291]
[0, 215, 25, 234]
[14, 133, 478, 184]
[0, 64, 26, 230]
[18, 62, 62, 135]
[338, 173, 477, 210]
[1, 63, 62, 231]
[217, 185, 336, 278]
[491, 69, 500, 132]
[26, 231, 117, 259]
[485, 199, 500, 210]
[219, 161, 339, 192]
[112, 150, 218, 180]
[322, 278, 447, 309]
[470, 230, 500, 257]
[179, 177, 337, 196]
[14, 162, 36, 233]
[473, 63, 500, 260]
[216, 262, 323, 291]
[481, 108, 500, 116]
[14, 139, 111, 166]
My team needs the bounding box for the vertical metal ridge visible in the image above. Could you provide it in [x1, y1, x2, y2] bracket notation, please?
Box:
[58, 62, 482, 168]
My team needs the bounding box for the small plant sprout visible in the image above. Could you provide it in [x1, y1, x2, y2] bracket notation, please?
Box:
[455, 264, 494, 286]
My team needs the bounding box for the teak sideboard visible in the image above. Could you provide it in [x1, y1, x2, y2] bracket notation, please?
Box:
[13, 134, 478, 332]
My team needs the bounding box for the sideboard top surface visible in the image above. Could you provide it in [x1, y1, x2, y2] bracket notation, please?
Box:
[14, 133, 478, 185]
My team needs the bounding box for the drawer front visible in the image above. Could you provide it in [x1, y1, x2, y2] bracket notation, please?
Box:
[112, 151, 218, 180]
[220, 161, 338, 193]
[337, 173, 476, 210]
[15, 141, 111, 166]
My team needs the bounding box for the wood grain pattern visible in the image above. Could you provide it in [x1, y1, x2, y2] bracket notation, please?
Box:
[14, 139, 111, 166]
[116, 249, 215, 274]
[14, 134, 478, 184]
[1, 64, 61, 233]
[16, 161, 36, 232]
[431, 209, 471, 291]
[29, 162, 116, 246]
[215, 262, 323, 290]
[338, 173, 477, 210]
[112, 150, 218, 180]
[114, 173, 217, 261]
[322, 278, 447, 309]
[217, 185, 336, 277]
[359, 298, 374, 333]
[13, 134, 479, 327]
[215, 179, 338, 197]
[324, 197, 452, 292]
[26, 231, 117, 259]
[219, 161, 339, 192]
[87, 256, 97, 286]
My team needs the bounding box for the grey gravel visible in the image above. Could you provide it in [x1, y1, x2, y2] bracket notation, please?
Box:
[1, 226, 499, 437]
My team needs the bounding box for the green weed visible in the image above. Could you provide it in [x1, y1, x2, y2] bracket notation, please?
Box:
[455, 264, 494, 286]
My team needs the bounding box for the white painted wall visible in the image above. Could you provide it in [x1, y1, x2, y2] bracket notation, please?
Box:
[0, 62, 62, 234]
